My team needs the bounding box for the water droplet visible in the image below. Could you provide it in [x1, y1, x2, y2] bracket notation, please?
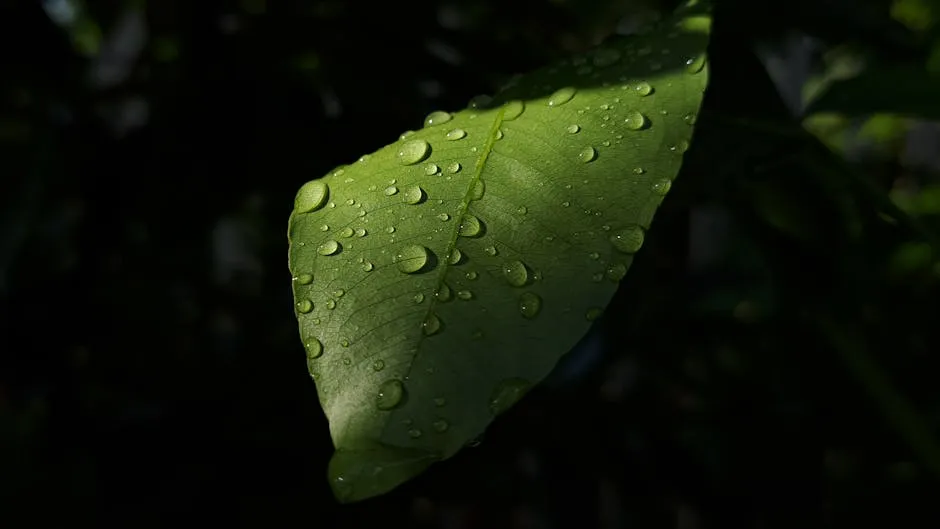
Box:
[495, 129, 504, 140]
[633, 167, 646, 175]
[591, 272, 604, 282]
[670, 140, 690, 153]
[592, 48, 621, 67]
[606, 262, 628, 282]
[340, 227, 354, 238]
[516, 206, 528, 215]
[422, 313, 442, 335]
[470, 180, 485, 200]
[386, 226, 396, 233]
[652, 178, 672, 195]
[424, 163, 440, 176]
[424, 110, 452, 127]
[634, 81, 653, 96]
[384, 185, 399, 196]
[579, 146, 597, 163]
[340, 338, 350, 347]
[566, 124, 581, 134]
[547, 86, 576, 107]
[296, 299, 313, 313]
[623, 111, 647, 130]
[489, 378, 530, 415]
[372, 359, 385, 371]
[589, 252, 600, 260]
[502, 100, 525, 120]
[376, 379, 405, 410]
[446, 161, 461, 174]
[395, 245, 429, 273]
[436, 283, 452, 301]
[484, 245, 498, 256]
[458, 215, 482, 237]
[468, 94, 493, 109]
[683, 112, 697, 125]
[456, 290, 473, 300]
[685, 55, 706, 73]
[326, 299, 336, 310]
[438, 213, 451, 221]
[355, 227, 367, 237]
[402, 184, 425, 205]
[518, 292, 542, 318]
[334, 289, 346, 298]
[295, 180, 330, 213]
[610, 226, 645, 253]
[413, 293, 425, 304]
[305, 337, 323, 359]
[465, 271, 478, 280]
[400, 131, 415, 140]
[295, 273, 313, 285]
[318, 240, 341, 256]
[447, 248, 462, 264]
[408, 429, 423, 438]
[434, 397, 446, 407]
[445, 128, 467, 140]
[586, 307, 604, 321]
[561, 201, 570, 207]
[320, 224, 330, 232]
[432, 419, 449, 433]
[397, 139, 431, 165]
[504, 260, 529, 287]
[342, 357, 351, 366]
[362, 261, 374, 272]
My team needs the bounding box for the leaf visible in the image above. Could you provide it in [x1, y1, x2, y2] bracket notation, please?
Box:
[804, 62, 940, 120]
[287, 0, 711, 503]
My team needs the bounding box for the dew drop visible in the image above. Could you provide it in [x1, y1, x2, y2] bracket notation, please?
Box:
[586, 307, 604, 321]
[361, 261, 374, 272]
[355, 227, 367, 237]
[503, 260, 529, 287]
[489, 378, 530, 415]
[334, 289, 345, 298]
[633, 167, 646, 175]
[400, 131, 415, 140]
[413, 293, 425, 304]
[484, 245, 498, 256]
[447, 248, 462, 264]
[395, 245, 430, 273]
[495, 129, 504, 140]
[458, 215, 482, 237]
[295, 180, 330, 213]
[295, 273, 313, 285]
[501, 100, 525, 120]
[470, 180, 485, 200]
[652, 178, 672, 195]
[376, 379, 406, 410]
[386, 226, 396, 233]
[547, 86, 577, 107]
[518, 292, 542, 318]
[468, 94, 493, 109]
[516, 206, 528, 215]
[408, 429, 423, 438]
[424, 110, 452, 127]
[372, 359, 385, 372]
[634, 81, 653, 96]
[446, 161, 461, 174]
[432, 419, 449, 433]
[683, 112, 697, 125]
[685, 55, 706, 74]
[465, 271, 478, 280]
[342, 357, 351, 366]
[445, 128, 467, 140]
[384, 185, 399, 196]
[397, 139, 431, 165]
[436, 283, 452, 301]
[340, 227, 354, 238]
[438, 213, 451, 221]
[578, 146, 597, 163]
[433, 397, 446, 407]
[623, 111, 647, 130]
[456, 289, 473, 300]
[326, 299, 336, 310]
[422, 313, 442, 335]
[296, 299, 313, 313]
[305, 337, 323, 359]
[670, 140, 690, 153]
[402, 184, 425, 205]
[610, 226, 644, 254]
[340, 338, 350, 347]
[425, 163, 440, 175]
[318, 240, 340, 256]
[606, 262, 628, 282]
[566, 124, 581, 134]
[320, 224, 330, 232]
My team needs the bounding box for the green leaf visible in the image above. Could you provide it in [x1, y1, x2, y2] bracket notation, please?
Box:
[805, 62, 940, 119]
[287, 1, 711, 503]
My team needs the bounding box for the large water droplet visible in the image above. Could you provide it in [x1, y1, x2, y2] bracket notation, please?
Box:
[402, 184, 425, 205]
[396, 245, 430, 273]
[623, 111, 647, 130]
[305, 336, 323, 359]
[502, 100, 525, 120]
[503, 260, 529, 287]
[592, 48, 621, 67]
[634, 81, 653, 96]
[489, 378, 530, 415]
[424, 111, 452, 127]
[547, 86, 576, 107]
[579, 146, 598, 163]
[610, 226, 645, 253]
[398, 139, 431, 165]
[296, 299, 313, 313]
[295, 273, 313, 285]
[295, 180, 330, 213]
[318, 240, 341, 256]
[518, 292, 542, 318]
[470, 180, 485, 200]
[422, 313, 442, 336]
[376, 379, 406, 410]
[458, 215, 482, 237]
[445, 128, 467, 140]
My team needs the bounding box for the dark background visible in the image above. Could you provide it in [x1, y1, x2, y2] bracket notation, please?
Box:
[2, 0, 940, 527]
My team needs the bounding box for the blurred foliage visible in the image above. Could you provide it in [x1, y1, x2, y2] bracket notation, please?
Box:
[1, 0, 939, 527]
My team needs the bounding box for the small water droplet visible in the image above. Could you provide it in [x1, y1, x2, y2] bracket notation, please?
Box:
[386, 226, 396, 233]
[495, 129, 504, 140]
[456, 290, 473, 300]
[458, 215, 482, 237]
[372, 359, 385, 371]
[295, 273, 313, 285]
[610, 226, 644, 254]
[518, 292, 541, 318]
[305, 336, 323, 359]
[384, 185, 399, 196]
[446, 161, 461, 174]
[408, 429, 423, 438]
[422, 313, 442, 335]
[670, 140, 690, 153]
[652, 178, 672, 195]
[578, 146, 597, 163]
[296, 299, 313, 313]
[320, 224, 330, 232]
[340, 338, 350, 347]
[445, 128, 467, 140]
[586, 307, 604, 321]
[489, 378, 530, 415]
[566, 124, 581, 134]
[504, 260, 529, 287]
[340, 227, 354, 238]
[589, 252, 600, 260]
[362, 261, 374, 272]
[424, 110, 452, 127]
[424, 163, 440, 175]
[397, 139, 431, 165]
[326, 299, 336, 310]
[502, 100, 525, 120]
[318, 240, 341, 256]
[516, 206, 528, 215]
[623, 111, 647, 130]
[438, 213, 451, 221]
[376, 379, 406, 410]
[685, 55, 706, 73]
[432, 419, 449, 433]
[447, 248, 462, 264]
[634, 81, 653, 96]
[333, 289, 345, 298]
[547, 86, 577, 107]
[468, 94, 493, 109]
[402, 184, 425, 205]
[470, 180, 485, 200]
[355, 227, 367, 237]
[683, 112, 697, 125]
[414, 293, 425, 304]
[484, 245, 498, 256]
[395, 245, 430, 273]
[592, 272, 604, 282]
[465, 271, 478, 280]
[436, 283, 452, 301]
[633, 167, 646, 175]
[295, 180, 330, 213]
[606, 262, 628, 282]
[342, 357, 351, 366]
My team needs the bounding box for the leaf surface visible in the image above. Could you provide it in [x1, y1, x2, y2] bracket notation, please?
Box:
[287, 1, 711, 503]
